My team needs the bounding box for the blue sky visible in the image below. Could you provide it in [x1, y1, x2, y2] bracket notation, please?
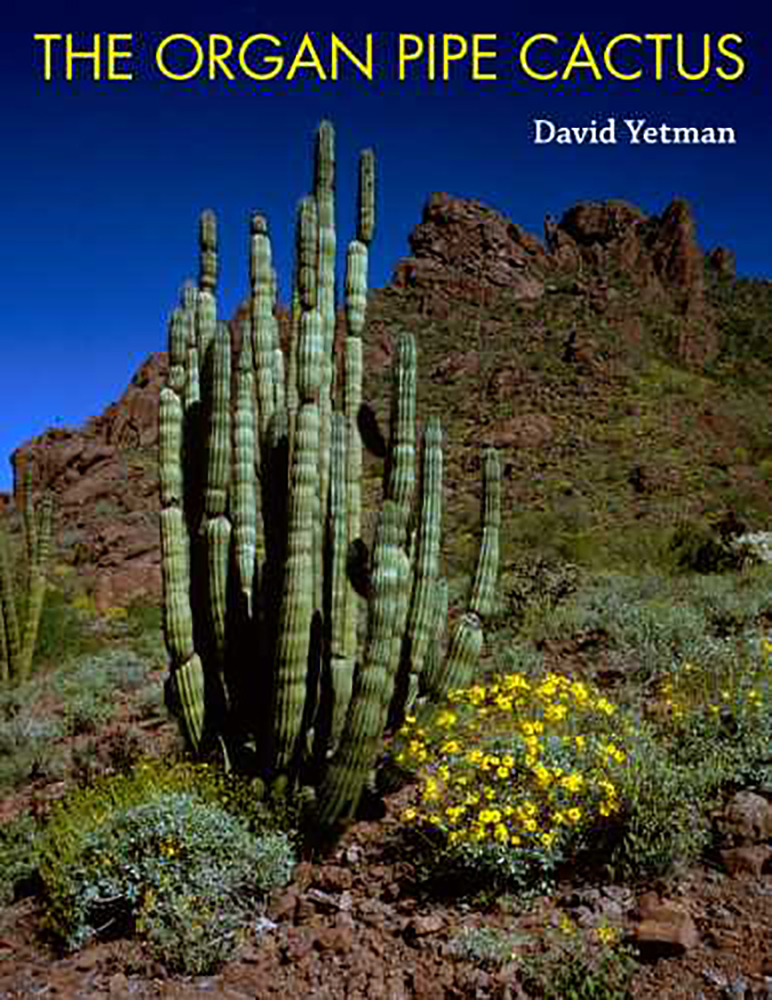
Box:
[1, 15, 770, 491]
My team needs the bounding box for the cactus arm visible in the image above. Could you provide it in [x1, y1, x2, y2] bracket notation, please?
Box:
[315, 501, 410, 826]
[357, 148, 376, 246]
[233, 327, 258, 616]
[389, 417, 443, 728]
[385, 333, 417, 545]
[17, 493, 53, 681]
[251, 214, 277, 443]
[469, 448, 501, 618]
[0, 527, 19, 681]
[272, 403, 319, 773]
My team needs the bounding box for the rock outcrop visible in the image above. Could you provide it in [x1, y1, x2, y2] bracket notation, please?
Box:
[393, 192, 717, 365]
[10, 354, 166, 610]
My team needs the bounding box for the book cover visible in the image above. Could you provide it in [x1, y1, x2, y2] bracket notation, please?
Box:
[1, 18, 771, 999]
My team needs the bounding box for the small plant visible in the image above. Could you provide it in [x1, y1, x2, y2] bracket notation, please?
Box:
[39, 768, 295, 973]
[518, 914, 636, 999]
[447, 924, 526, 968]
[0, 812, 42, 905]
[391, 670, 627, 898]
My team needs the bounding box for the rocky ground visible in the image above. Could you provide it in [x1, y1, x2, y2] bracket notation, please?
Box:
[1, 641, 771, 1000]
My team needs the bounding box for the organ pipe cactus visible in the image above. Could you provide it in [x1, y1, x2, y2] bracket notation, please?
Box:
[159, 121, 500, 835]
[0, 464, 53, 684]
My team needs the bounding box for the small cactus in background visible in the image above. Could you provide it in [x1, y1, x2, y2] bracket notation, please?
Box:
[159, 121, 500, 837]
[0, 463, 54, 683]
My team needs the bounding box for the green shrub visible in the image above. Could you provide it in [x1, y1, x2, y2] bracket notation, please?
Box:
[40, 783, 294, 973]
[0, 813, 41, 905]
[518, 915, 635, 1000]
[655, 638, 772, 791]
[602, 720, 711, 881]
[447, 925, 525, 968]
[667, 520, 751, 574]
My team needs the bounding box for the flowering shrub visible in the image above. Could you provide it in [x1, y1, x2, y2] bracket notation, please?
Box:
[390, 671, 629, 894]
[655, 635, 772, 790]
[39, 762, 296, 973]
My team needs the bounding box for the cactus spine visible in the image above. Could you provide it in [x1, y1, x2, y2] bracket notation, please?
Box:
[159, 122, 500, 835]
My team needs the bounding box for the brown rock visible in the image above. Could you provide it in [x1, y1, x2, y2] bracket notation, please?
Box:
[392, 193, 548, 306]
[634, 894, 700, 955]
[718, 791, 772, 845]
[720, 845, 772, 877]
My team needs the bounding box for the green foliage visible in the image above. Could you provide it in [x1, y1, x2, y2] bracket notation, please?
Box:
[666, 519, 751, 574]
[602, 719, 712, 881]
[655, 637, 772, 791]
[447, 924, 525, 968]
[518, 917, 635, 1000]
[0, 812, 42, 906]
[0, 691, 65, 793]
[41, 789, 294, 972]
[33, 588, 101, 667]
[53, 650, 152, 736]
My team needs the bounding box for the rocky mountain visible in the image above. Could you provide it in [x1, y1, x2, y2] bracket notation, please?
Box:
[4, 194, 767, 609]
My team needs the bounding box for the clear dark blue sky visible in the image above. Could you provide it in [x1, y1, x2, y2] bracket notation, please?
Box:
[1, 10, 770, 490]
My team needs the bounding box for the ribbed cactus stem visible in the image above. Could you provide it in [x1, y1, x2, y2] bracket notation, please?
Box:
[167, 308, 188, 395]
[390, 417, 443, 727]
[357, 148, 376, 246]
[159, 388, 184, 508]
[198, 209, 218, 293]
[172, 653, 206, 753]
[296, 196, 318, 312]
[273, 403, 319, 773]
[345, 241, 368, 338]
[196, 290, 217, 366]
[159, 506, 194, 666]
[386, 333, 417, 544]
[233, 329, 258, 615]
[436, 612, 484, 699]
[314, 121, 336, 540]
[315, 501, 410, 826]
[469, 448, 501, 618]
[17, 495, 52, 680]
[0, 528, 20, 681]
[203, 323, 231, 519]
[252, 218, 278, 441]
[206, 514, 231, 669]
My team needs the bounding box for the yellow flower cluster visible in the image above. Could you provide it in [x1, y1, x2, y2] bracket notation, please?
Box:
[392, 670, 626, 855]
[659, 644, 772, 729]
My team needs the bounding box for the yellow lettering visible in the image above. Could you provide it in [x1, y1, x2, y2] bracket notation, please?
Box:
[239, 35, 283, 81]
[562, 33, 602, 80]
[399, 34, 424, 80]
[107, 34, 133, 80]
[156, 34, 205, 81]
[443, 35, 468, 80]
[716, 33, 745, 81]
[520, 34, 558, 81]
[604, 34, 642, 81]
[676, 33, 710, 81]
[287, 34, 327, 80]
[644, 34, 673, 81]
[209, 34, 235, 80]
[33, 34, 62, 81]
[472, 34, 498, 80]
[331, 33, 373, 80]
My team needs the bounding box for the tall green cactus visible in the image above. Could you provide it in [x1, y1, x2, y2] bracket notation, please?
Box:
[159, 121, 500, 835]
[0, 464, 53, 684]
